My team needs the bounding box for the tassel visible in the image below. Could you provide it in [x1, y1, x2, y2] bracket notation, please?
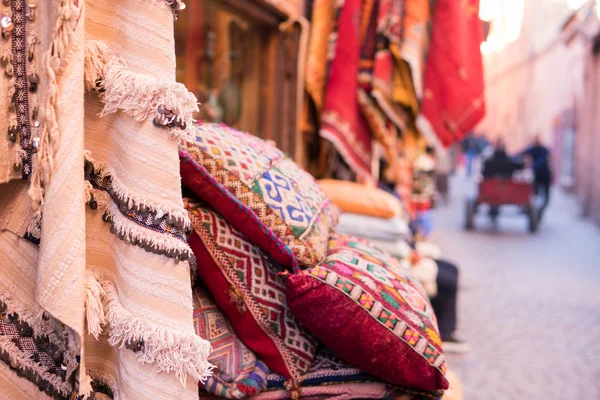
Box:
[84, 271, 105, 340]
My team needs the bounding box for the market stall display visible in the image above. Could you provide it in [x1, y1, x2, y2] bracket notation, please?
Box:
[0, 0, 480, 398]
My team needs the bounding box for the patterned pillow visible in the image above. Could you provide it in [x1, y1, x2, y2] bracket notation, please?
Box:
[179, 123, 339, 269]
[252, 347, 443, 400]
[187, 203, 317, 380]
[285, 235, 449, 391]
[192, 284, 268, 398]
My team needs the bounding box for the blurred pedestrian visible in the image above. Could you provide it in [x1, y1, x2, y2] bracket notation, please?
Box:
[520, 136, 552, 218]
[462, 133, 478, 176]
[432, 143, 453, 204]
[483, 138, 524, 179]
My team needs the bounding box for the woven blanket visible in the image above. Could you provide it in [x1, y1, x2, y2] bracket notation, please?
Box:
[0, 1, 213, 399]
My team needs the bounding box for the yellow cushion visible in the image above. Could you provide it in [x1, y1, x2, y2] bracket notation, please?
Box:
[318, 179, 404, 219]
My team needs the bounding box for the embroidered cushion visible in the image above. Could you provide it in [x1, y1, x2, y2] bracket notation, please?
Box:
[192, 284, 268, 398]
[179, 123, 339, 269]
[285, 235, 449, 391]
[318, 179, 404, 219]
[187, 202, 317, 380]
[252, 347, 443, 400]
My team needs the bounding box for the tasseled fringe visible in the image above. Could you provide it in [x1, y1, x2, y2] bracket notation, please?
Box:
[84, 40, 199, 142]
[28, 0, 81, 214]
[84, 271, 105, 340]
[106, 201, 194, 260]
[83, 41, 112, 91]
[85, 271, 214, 387]
[93, 162, 191, 229]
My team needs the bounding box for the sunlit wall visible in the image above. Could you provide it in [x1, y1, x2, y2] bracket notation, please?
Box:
[477, 0, 586, 151]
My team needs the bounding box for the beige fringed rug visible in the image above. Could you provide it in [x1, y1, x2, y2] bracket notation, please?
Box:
[0, 1, 213, 399]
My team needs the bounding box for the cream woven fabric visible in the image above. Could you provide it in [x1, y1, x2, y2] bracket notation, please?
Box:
[0, 1, 212, 399]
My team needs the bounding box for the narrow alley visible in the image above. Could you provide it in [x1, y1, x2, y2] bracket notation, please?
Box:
[432, 177, 600, 400]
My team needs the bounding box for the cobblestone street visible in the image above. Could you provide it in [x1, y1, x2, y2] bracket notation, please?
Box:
[431, 177, 600, 400]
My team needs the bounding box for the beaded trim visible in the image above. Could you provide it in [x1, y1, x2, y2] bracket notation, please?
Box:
[84, 161, 197, 272]
[0, 299, 73, 399]
[9, 0, 38, 179]
[85, 161, 190, 240]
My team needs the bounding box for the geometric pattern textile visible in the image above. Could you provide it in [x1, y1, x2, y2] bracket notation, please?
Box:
[286, 235, 449, 391]
[187, 203, 317, 380]
[193, 284, 268, 399]
[0, 306, 70, 399]
[253, 347, 443, 400]
[180, 122, 339, 269]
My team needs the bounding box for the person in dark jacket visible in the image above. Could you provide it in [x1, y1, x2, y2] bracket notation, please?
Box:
[520, 136, 552, 217]
[482, 138, 523, 179]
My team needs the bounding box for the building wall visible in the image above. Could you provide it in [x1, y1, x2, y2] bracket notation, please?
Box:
[478, 0, 585, 153]
[479, 0, 600, 224]
[576, 44, 600, 224]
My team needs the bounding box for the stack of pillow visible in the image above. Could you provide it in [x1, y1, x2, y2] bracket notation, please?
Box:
[179, 122, 450, 399]
[318, 180, 412, 258]
[319, 180, 440, 298]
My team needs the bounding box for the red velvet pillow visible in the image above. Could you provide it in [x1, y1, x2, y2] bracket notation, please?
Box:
[179, 123, 339, 271]
[187, 202, 317, 380]
[286, 235, 449, 391]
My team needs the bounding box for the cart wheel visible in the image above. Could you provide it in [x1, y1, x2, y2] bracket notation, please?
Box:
[465, 199, 476, 230]
[527, 205, 539, 233]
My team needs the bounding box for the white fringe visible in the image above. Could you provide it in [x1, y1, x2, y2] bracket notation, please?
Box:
[85, 271, 214, 387]
[93, 162, 191, 229]
[84, 271, 106, 340]
[106, 201, 192, 258]
[84, 40, 199, 143]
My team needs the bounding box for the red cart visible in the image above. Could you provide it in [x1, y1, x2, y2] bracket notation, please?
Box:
[465, 177, 539, 233]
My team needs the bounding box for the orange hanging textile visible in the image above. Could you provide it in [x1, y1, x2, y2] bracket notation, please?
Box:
[421, 0, 485, 146]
